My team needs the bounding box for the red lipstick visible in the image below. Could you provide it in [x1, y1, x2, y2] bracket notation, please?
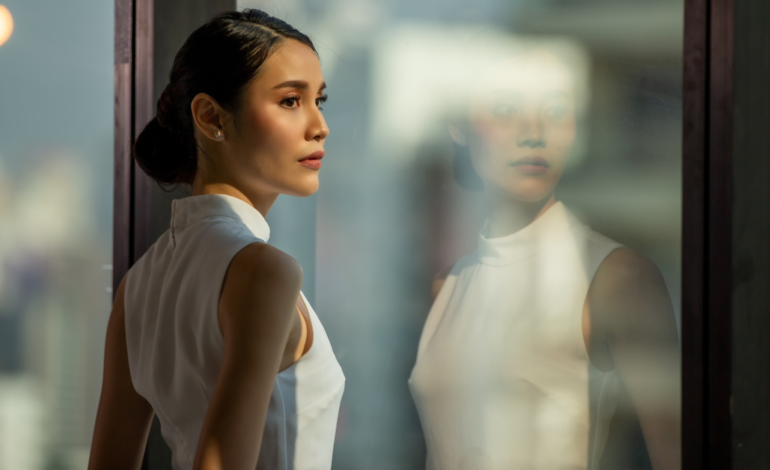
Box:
[299, 150, 324, 170]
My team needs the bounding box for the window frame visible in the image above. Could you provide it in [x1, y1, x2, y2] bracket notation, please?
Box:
[681, 0, 734, 468]
[112, 0, 738, 468]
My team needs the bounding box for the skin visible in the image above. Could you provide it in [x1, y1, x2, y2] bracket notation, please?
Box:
[88, 38, 328, 470]
[437, 50, 681, 469]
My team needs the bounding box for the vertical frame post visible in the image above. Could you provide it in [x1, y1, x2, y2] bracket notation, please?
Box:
[113, 0, 133, 294]
[682, 0, 734, 468]
[113, 0, 153, 291]
[706, 0, 734, 467]
[133, 0, 155, 261]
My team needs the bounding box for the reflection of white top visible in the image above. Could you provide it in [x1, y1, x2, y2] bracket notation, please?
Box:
[409, 202, 623, 470]
[124, 194, 345, 470]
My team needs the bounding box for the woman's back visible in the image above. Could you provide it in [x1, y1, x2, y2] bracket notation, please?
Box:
[124, 194, 345, 470]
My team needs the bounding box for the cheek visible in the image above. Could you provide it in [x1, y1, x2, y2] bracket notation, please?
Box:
[468, 118, 512, 166]
[245, 108, 301, 155]
[549, 118, 577, 146]
[467, 141, 502, 183]
[235, 106, 318, 196]
[544, 119, 577, 168]
[471, 117, 517, 146]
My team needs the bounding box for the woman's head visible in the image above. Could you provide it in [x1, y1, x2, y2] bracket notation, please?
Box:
[452, 45, 585, 203]
[134, 9, 328, 198]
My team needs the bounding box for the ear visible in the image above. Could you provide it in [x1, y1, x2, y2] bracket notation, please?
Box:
[449, 122, 468, 146]
[191, 93, 227, 141]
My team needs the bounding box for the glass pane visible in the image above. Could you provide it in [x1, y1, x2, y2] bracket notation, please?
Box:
[263, 1, 681, 468]
[0, 1, 114, 468]
[732, 0, 770, 463]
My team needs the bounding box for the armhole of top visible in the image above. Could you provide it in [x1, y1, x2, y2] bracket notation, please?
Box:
[296, 292, 314, 356]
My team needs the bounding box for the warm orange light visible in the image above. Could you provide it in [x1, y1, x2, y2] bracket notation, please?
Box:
[0, 5, 14, 47]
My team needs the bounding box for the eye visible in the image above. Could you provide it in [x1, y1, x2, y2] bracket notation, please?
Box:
[316, 94, 328, 110]
[543, 103, 568, 120]
[491, 102, 518, 117]
[281, 96, 300, 108]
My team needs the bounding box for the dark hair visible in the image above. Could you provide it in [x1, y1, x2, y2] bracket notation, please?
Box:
[453, 142, 484, 191]
[133, 9, 316, 185]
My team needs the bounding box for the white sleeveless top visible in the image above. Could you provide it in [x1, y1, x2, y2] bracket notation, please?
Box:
[124, 194, 345, 470]
[409, 202, 623, 470]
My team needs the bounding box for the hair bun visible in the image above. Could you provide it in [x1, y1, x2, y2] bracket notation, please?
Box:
[133, 117, 197, 185]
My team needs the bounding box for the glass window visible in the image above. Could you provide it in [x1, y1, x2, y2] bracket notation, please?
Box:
[236, 1, 683, 469]
[0, 1, 114, 468]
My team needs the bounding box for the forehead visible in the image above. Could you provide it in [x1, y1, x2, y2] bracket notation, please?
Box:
[254, 39, 322, 86]
[471, 51, 575, 99]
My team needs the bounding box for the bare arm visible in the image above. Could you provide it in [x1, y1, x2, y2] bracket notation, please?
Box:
[586, 248, 681, 470]
[192, 243, 302, 470]
[88, 277, 155, 470]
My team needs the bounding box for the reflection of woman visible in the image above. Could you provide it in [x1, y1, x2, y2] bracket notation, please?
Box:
[88, 11, 344, 470]
[409, 50, 680, 470]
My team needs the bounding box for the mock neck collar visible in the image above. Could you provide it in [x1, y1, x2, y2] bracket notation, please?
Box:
[477, 201, 580, 266]
[171, 194, 271, 242]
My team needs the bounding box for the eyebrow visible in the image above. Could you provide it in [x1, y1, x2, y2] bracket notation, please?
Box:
[273, 80, 327, 93]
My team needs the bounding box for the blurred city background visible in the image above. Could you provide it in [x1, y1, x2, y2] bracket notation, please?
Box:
[0, 0, 682, 468]
[0, 0, 114, 468]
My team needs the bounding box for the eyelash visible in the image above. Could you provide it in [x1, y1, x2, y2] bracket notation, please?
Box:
[317, 94, 328, 110]
[280, 94, 328, 110]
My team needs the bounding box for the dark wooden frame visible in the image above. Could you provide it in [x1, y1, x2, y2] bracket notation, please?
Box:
[681, 0, 734, 468]
[114, 0, 154, 468]
[113, 0, 154, 295]
[113, 0, 132, 294]
[114, 1, 739, 469]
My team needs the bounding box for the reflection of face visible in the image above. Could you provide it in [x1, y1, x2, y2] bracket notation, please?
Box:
[465, 51, 577, 202]
[226, 39, 329, 198]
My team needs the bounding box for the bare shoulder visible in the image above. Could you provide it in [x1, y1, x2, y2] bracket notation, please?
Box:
[219, 243, 303, 332]
[592, 247, 665, 294]
[431, 262, 456, 301]
[588, 247, 675, 336]
[229, 242, 303, 285]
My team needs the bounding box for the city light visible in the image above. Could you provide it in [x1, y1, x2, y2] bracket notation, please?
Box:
[0, 5, 13, 47]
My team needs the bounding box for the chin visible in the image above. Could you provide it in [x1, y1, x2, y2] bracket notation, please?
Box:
[496, 180, 557, 203]
[512, 192, 554, 203]
[286, 178, 320, 197]
[295, 187, 319, 197]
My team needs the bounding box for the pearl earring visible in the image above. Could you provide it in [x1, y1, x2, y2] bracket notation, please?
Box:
[214, 130, 224, 141]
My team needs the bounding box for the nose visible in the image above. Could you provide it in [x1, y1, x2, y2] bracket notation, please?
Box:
[516, 112, 545, 148]
[307, 106, 329, 142]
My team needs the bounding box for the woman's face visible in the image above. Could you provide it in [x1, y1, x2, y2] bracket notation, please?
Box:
[463, 51, 577, 202]
[223, 39, 329, 198]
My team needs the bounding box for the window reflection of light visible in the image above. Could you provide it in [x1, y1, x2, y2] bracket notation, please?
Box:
[0, 5, 13, 47]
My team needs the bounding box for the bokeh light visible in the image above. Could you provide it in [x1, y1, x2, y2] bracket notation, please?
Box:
[0, 5, 13, 47]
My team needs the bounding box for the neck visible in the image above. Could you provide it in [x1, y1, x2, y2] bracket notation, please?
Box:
[485, 191, 557, 238]
[191, 173, 278, 218]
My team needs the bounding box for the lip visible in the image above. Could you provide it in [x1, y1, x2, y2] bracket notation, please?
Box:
[509, 156, 550, 175]
[299, 150, 324, 170]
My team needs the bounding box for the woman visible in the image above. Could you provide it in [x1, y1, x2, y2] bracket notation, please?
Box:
[88, 10, 344, 470]
[409, 47, 681, 469]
